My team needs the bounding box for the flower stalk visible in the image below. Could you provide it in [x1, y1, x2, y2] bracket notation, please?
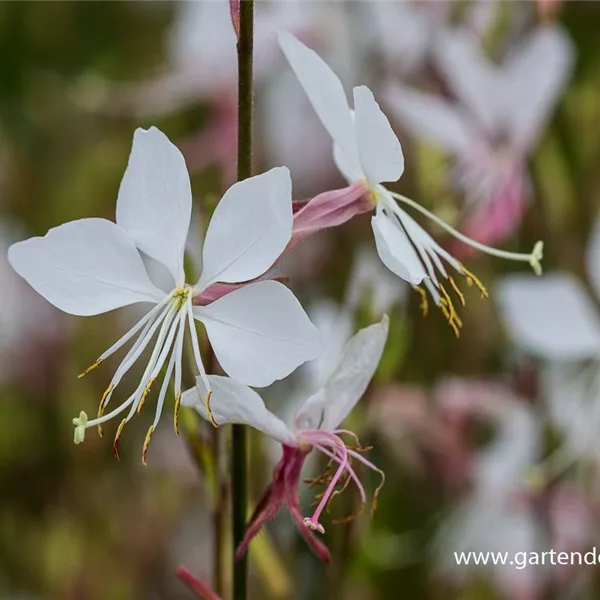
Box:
[233, 2, 254, 599]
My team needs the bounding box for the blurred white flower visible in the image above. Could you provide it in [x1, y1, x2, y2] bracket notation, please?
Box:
[434, 379, 546, 599]
[8, 127, 321, 459]
[280, 31, 542, 336]
[497, 220, 600, 472]
[366, 0, 449, 76]
[384, 24, 574, 247]
[346, 246, 407, 316]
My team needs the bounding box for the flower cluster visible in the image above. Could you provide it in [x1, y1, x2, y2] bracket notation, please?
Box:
[6, 21, 553, 570]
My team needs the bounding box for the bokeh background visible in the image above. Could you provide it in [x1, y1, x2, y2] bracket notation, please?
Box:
[1, 1, 600, 599]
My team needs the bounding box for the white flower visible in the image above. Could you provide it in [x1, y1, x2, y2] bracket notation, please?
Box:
[8, 127, 321, 461]
[383, 24, 573, 247]
[497, 218, 600, 474]
[182, 316, 389, 537]
[434, 380, 544, 597]
[278, 31, 542, 336]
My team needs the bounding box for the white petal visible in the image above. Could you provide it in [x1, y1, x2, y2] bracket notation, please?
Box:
[181, 375, 296, 445]
[278, 31, 362, 182]
[194, 281, 322, 387]
[353, 86, 404, 186]
[503, 25, 573, 152]
[295, 316, 389, 431]
[383, 81, 476, 155]
[496, 273, 600, 361]
[196, 167, 292, 290]
[116, 127, 192, 286]
[8, 218, 164, 316]
[435, 28, 501, 136]
[586, 216, 600, 301]
[371, 208, 427, 285]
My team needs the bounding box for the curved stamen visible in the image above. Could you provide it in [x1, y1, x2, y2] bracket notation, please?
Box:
[78, 293, 174, 379]
[99, 302, 175, 416]
[125, 305, 180, 420]
[313, 442, 366, 504]
[186, 297, 216, 426]
[300, 430, 349, 533]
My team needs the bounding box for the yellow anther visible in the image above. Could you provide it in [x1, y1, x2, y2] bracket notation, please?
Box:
[205, 390, 219, 428]
[96, 384, 114, 438]
[460, 265, 489, 299]
[137, 377, 156, 415]
[78, 358, 103, 379]
[173, 391, 182, 436]
[439, 284, 461, 338]
[113, 418, 127, 461]
[413, 285, 429, 317]
[142, 425, 155, 466]
[448, 276, 466, 307]
[370, 470, 386, 518]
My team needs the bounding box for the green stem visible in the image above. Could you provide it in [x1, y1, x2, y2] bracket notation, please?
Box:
[233, 2, 254, 599]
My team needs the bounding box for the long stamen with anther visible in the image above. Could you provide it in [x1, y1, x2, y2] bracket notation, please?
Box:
[302, 432, 349, 534]
[113, 418, 127, 461]
[142, 425, 154, 466]
[78, 294, 174, 379]
[448, 276, 466, 306]
[460, 264, 489, 298]
[186, 297, 216, 426]
[96, 384, 114, 438]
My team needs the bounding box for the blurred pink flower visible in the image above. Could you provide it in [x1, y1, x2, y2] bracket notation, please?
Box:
[383, 24, 573, 249]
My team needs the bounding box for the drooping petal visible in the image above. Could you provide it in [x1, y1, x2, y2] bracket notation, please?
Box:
[503, 25, 573, 153]
[181, 375, 296, 445]
[371, 208, 427, 285]
[194, 281, 322, 387]
[116, 127, 192, 286]
[586, 216, 600, 301]
[353, 85, 404, 186]
[295, 316, 389, 432]
[435, 28, 501, 136]
[196, 167, 292, 290]
[278, 31, 362, 182]
[383, 81, 476, 155]
[8, 218, 164, 316]
[496, 273, 600, 361]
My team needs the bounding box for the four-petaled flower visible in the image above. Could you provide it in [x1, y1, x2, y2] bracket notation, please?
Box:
[279, 31, 543, 336]
[181, 315, 389, 560]
[8, 127, 321, 462]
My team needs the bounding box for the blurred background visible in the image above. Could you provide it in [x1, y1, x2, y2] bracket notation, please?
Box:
[1, 1, 600, 599]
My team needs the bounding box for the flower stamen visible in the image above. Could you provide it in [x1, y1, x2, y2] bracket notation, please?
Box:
[78, 358, 103, 379]
[413, 285, 429, 316]
[173, 391, 182, 436]
[460, 265, 489, 299]
[142, 425, 154, 466]
[96, 384, 114, 438]
[113, 418, 127, 461]
[204, 390, 219, 428]
[448, 276, 466, 307]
